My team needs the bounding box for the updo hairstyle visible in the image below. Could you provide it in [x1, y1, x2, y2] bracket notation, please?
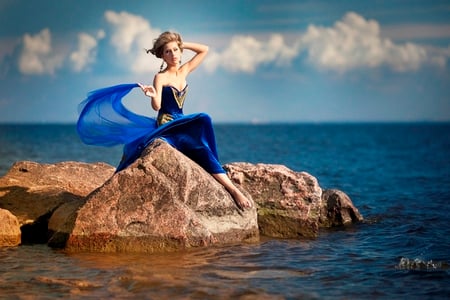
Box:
[146, 31, 183, 58]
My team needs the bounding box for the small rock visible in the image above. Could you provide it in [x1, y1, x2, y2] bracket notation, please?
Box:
[319, 189, 363, 227]
[0, 208, 21, 247]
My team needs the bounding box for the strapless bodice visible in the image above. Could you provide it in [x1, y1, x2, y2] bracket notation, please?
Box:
[157, 85, 188, 126]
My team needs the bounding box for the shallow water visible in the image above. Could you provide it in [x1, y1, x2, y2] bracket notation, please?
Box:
[0, 123, 449, 299]
[1, 233, 448, 299]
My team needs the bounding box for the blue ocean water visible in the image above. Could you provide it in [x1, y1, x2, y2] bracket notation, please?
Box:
[0, 123, 449, 299]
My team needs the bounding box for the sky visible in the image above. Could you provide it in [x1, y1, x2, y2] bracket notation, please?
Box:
[0, 0, 449, 124]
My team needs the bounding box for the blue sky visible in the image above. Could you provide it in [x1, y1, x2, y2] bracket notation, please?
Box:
[0, 0, 449, 123]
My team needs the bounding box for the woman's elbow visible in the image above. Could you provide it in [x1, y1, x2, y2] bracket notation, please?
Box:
[151, 98, 161, 111]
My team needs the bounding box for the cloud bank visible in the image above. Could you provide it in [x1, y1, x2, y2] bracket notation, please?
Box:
[12, 11, 450, 76]
[17, 28, 103, 75]
[206, 12, 448, 73]
[204, 34, 299, 73]
[300, 12, 445, 73]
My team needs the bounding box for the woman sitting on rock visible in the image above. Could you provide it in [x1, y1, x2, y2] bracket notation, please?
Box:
[77, 31, 252, 210]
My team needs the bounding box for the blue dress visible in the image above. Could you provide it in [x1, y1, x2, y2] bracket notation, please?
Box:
[77, 83, 225, 174]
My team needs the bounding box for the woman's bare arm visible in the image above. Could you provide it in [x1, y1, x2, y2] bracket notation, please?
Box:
[139, 41, 208, 111]
[150, 74, 163, 111]
[138, 73, 162, 111]
[181, 42, 209, 74]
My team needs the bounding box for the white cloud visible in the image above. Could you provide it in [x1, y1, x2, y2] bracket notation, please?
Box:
[301, 12, 448, 73]
[204, 34, 299, 73]
[104, 10, 161, 74]
[18, 28, 64, 75]
[69, 32, 101, 72]
[9, 11, 450, 78]
[204, 12, 449, 74]
[96, 29, 106, 40]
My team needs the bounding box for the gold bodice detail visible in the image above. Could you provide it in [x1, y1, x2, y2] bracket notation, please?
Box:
[157, 113, 174, 126]
[172, 86, 187, 109]
[157, 86, 188, 126]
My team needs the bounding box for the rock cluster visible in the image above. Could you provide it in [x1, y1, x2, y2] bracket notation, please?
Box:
[0, 139, 363, 251]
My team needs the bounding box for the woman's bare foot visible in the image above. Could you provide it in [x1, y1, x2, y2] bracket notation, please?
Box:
[212, 173, 253, 210]
[229, 187, 252, 210]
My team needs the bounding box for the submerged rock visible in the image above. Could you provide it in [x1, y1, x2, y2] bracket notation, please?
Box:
[48, 139, 259, 252]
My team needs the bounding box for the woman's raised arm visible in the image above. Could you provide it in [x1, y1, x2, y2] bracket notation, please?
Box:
[181, 42, 209, 74]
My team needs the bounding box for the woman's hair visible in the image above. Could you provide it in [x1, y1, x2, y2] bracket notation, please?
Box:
[146, 31, 183, 58]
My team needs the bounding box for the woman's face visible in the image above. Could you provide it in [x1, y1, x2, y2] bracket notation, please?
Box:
[162, 41, 181, 66]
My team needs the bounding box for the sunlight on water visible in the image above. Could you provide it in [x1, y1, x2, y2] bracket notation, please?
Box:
[0, 242, 320, 299]
[397, 257, 449, 271]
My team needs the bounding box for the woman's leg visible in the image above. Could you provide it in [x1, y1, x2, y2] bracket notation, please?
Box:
[212, 173, 253, 210]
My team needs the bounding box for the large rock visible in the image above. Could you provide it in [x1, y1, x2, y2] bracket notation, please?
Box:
[48, 139, 259, 253]
[0, 161, 115, 225]
[0, 208, 21, 247]
[0, 160, 115, 244]
[224, 163, 323, 238]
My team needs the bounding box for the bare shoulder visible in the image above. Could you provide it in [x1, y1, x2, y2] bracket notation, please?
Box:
[155, 71, 166, 80]
[153, 72, 166, 84]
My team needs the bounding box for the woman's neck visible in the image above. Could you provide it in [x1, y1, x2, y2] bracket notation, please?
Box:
[165, 65, 179, 76]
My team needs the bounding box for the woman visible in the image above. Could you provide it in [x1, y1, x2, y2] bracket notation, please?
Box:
[77, 31, 252, 210]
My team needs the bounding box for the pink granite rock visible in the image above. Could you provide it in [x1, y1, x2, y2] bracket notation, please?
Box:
[0, 160, 115, 225]
[48, 139, 259, 253]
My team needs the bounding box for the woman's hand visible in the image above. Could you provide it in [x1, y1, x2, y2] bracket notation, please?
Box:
[138, 83, 156, 98]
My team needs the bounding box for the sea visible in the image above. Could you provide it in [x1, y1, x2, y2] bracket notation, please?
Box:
[0, 123, 449, 299]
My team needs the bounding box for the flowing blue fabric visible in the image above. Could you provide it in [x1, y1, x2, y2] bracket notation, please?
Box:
[77, 83, 156, 146]
[77, 83, 225, 174]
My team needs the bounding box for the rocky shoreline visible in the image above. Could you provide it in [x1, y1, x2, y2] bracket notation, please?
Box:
[0, 139, 363, 252]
